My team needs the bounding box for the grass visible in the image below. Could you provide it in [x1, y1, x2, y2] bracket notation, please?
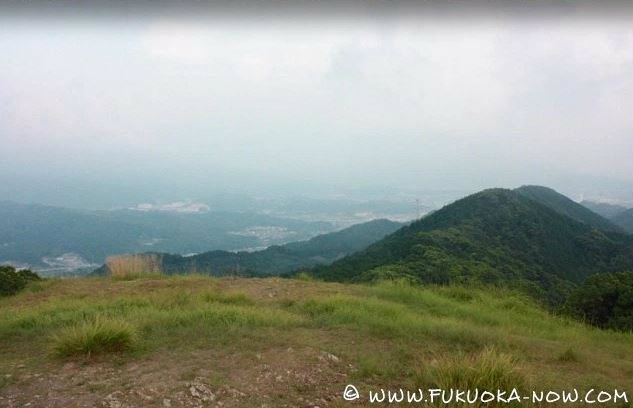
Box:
[1, 276, 632, 403]
[557, 347, 579, 363]
[426, 347, 525, 390]
[105, 254, 163, 279]
[53, 317, 137, 357]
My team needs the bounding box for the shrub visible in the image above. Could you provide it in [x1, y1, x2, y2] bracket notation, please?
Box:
[0, 265, 41, 296]
[53, 317, 137, 357]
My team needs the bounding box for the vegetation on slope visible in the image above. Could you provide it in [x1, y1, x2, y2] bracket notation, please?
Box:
[565, 271, 633, 331]
[310, 189, 633, 306]
[1, 276, 631, 407]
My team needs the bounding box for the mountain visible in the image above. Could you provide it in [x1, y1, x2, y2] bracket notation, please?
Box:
[610, 208, 633, 234]
[310, 188, 633, 304]
[94, 219, 402, 277]
[0, 201, 333, 275]
[580, 200, 628, 220]
[515, 185, 622, 232]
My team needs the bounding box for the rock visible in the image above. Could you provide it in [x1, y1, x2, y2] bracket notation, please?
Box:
[162, 398, 172, 407]
[319, 352, 340, 363]
[103, 392, 124, 408]
[189, 380, 216, 402]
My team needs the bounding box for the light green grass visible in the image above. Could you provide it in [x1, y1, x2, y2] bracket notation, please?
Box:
[53, 317, 137, 357]
[0, 276, 632, 400]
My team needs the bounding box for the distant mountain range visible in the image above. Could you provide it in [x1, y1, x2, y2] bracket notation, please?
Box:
[609, 208, 633, 234]
[309, 186, 633, 305]
[581, 200, 633, 234]
[93, 219, 402, 277]
[0, 201, 333, 274]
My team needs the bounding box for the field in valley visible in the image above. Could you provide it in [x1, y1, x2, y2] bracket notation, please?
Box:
[1, 276, 632, 407]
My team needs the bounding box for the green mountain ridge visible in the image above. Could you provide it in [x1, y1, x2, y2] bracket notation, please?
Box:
[310, 187, 633, 304]
[94, 219, 402, 276]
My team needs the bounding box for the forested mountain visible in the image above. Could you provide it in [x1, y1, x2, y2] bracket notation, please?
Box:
[515, 185, 622, 232]
[94, 219, 402, 276]
[310, 188, 633, 305]
[0, 201, 332, 273]
[610, 208, 633, 234]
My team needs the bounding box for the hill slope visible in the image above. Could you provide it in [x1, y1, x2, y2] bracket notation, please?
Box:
[96, 219, 402, 276]
[311, 189, 633, 303]
[515, 185, 622, 232]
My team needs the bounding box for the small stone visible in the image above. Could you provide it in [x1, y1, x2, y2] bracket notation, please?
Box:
[162, 398, 171, 407]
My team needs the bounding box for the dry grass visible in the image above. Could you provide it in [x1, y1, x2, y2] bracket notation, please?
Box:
[105, 254, 163, 279]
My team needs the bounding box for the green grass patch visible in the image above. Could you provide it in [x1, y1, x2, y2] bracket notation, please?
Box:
[414, 348, 527, 407]
[52, 317, 137, 357]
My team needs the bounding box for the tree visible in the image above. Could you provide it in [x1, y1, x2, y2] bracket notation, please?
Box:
[0, 265, 41, 296]
[565, 271, 633, 331]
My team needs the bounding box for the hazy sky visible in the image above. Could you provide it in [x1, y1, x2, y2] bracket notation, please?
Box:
[1, 6, 632, 208]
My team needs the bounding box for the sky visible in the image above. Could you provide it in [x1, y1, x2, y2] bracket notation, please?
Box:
[1, 3, 632, 208]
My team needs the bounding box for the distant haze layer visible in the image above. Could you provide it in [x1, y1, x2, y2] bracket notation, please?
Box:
[1, 8, 631, 208]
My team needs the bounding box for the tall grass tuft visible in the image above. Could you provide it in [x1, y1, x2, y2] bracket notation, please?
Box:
[419, 347, 526, 405]
[53, 317, 137, 357]
[106, 254, 163, 279]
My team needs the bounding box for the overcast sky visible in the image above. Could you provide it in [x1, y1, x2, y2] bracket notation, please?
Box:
[1, 8, 632, 208]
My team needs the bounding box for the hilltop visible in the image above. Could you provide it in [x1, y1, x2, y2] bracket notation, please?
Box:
[1, 276, 631, 407]
[310, 188, 633, 304]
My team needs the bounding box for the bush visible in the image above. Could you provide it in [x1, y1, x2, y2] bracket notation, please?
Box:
[0, 265, 41, 296]
[565, 271, 633, 331]
[53, 317, 137, 357]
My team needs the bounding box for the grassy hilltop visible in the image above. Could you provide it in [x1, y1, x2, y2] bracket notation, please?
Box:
[1, 275, 632, 407]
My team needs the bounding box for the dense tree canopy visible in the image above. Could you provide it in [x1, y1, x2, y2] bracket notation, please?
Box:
[0, 265, 41, 296]
[565, 271, 633, 331]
